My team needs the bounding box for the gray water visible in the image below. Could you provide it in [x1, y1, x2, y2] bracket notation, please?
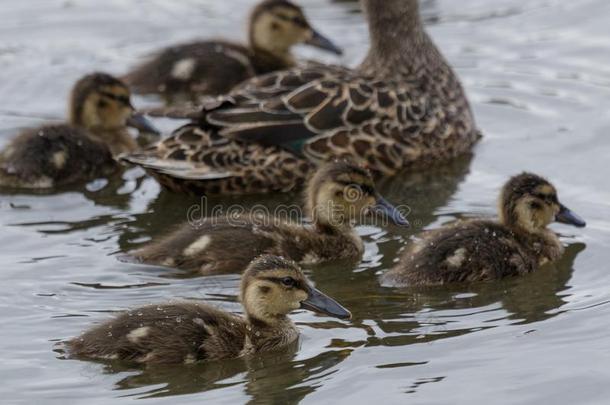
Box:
[0, 0, 609, 404]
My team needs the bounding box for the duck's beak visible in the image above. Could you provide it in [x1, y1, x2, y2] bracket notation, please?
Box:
[556, 203, 586, 228]
[126, 113, 160, 135]
[301, 286, 351, 320]
[370, 196, 410, 227]
[305, 29, 343, 55]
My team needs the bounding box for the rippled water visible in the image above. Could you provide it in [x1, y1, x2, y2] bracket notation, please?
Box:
[1, 0, 609, 403]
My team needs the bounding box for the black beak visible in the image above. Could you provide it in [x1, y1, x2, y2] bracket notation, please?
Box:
[370, 196, 410, 227]
[301, 286, 351, 320]
[556, 203, 586, 228]
[126, 113, 160, 135]
[305, 29, 343, 55]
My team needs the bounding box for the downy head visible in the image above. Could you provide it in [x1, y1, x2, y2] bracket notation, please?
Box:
[240, 255, 351, 324]
[68, 72, 158, 135]
[499, 172, 586, 233]
[249, 0, 342, 59]
[305, 160, 410, 230]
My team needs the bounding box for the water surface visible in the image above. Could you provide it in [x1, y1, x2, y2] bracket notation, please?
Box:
[0, 0, 609, 404]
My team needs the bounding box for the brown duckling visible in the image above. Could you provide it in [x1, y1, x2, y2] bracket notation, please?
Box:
[0, 73, 158, 189]
[124, 0, 342, 101]
[130, 160, 409, 274]
[382, 173, 586, 287]
[66, 255, 350, 365]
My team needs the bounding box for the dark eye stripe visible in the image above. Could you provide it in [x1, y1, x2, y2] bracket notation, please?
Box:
[100, 91, 131, 106]
[532, 193, 558, 204]
[335, 181, 375, 195]
[274, 13, 307, 28]
[274, 13, 291, 22]
[292, 17, 308, 28]
[360, 185, 375, 195]
[261, 276, 304, 290]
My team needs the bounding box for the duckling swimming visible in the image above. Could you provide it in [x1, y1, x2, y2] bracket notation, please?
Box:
[124, 0, 341, 101]
[0, 73, 158, 189]
[66, 255, 350, 364]
[381, 173, 586, 287]
[130, 160, 409, 274]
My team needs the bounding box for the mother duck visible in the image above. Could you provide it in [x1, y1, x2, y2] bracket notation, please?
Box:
[123, 0, 480, 195]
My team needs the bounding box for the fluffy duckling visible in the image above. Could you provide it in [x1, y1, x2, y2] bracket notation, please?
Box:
[0, 73, 158, 189]
[130, 160, 409, 274]
[125, 0, 341, 100]
[382, 173, 586, 287]
[66, 255, 350, 365]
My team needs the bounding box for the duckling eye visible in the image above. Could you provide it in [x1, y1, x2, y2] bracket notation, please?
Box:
[292, 16, 307, 28]
[281, 277, 296, 287]
[97, 100, 108, 109]
[360, 185, 375, 195]
[530, 201, 542, 210]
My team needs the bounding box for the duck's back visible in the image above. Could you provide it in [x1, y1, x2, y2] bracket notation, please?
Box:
[383, 221, 538, 287]
[67, 302, 247, 364]
[125, 41, 260, 98]
[132, 216, 276, 274]
[0, 124, 117, 189]
[132, 215, 361, 274]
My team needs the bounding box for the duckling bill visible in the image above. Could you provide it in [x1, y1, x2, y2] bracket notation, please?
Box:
[129, 160, 409, 274]
[66, 255, 350, 365]
[0, 73, 158, 189]
[382, 173, 586, 287]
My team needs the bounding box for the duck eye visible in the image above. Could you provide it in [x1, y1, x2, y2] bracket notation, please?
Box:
[97, 100, 108, 109]
[360, 185, 375, 195]
[292, 16, 307, 27]
[281, 277, 296, 287]
[530, 201, 542, 210]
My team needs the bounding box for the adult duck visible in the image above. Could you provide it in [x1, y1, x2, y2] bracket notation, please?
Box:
[123, 0, 479, 195]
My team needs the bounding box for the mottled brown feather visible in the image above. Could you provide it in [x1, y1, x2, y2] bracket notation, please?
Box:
[382, 173, 582, 287]
[123, 0, 479, 195]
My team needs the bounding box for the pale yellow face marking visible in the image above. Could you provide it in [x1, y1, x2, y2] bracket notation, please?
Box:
[242, 269, 308, 322]
[313, 174, 377, 227]
[251, 6, 311, 55]
[80, 84, 132, 130]
[515, 196, 556, 232]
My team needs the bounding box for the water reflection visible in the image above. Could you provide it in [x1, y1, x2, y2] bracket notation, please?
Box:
[334, 242, 587, 350]
[61, 338, 351, 402]
[0, 0, 607, 402]
[0, 168, 145, 213]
